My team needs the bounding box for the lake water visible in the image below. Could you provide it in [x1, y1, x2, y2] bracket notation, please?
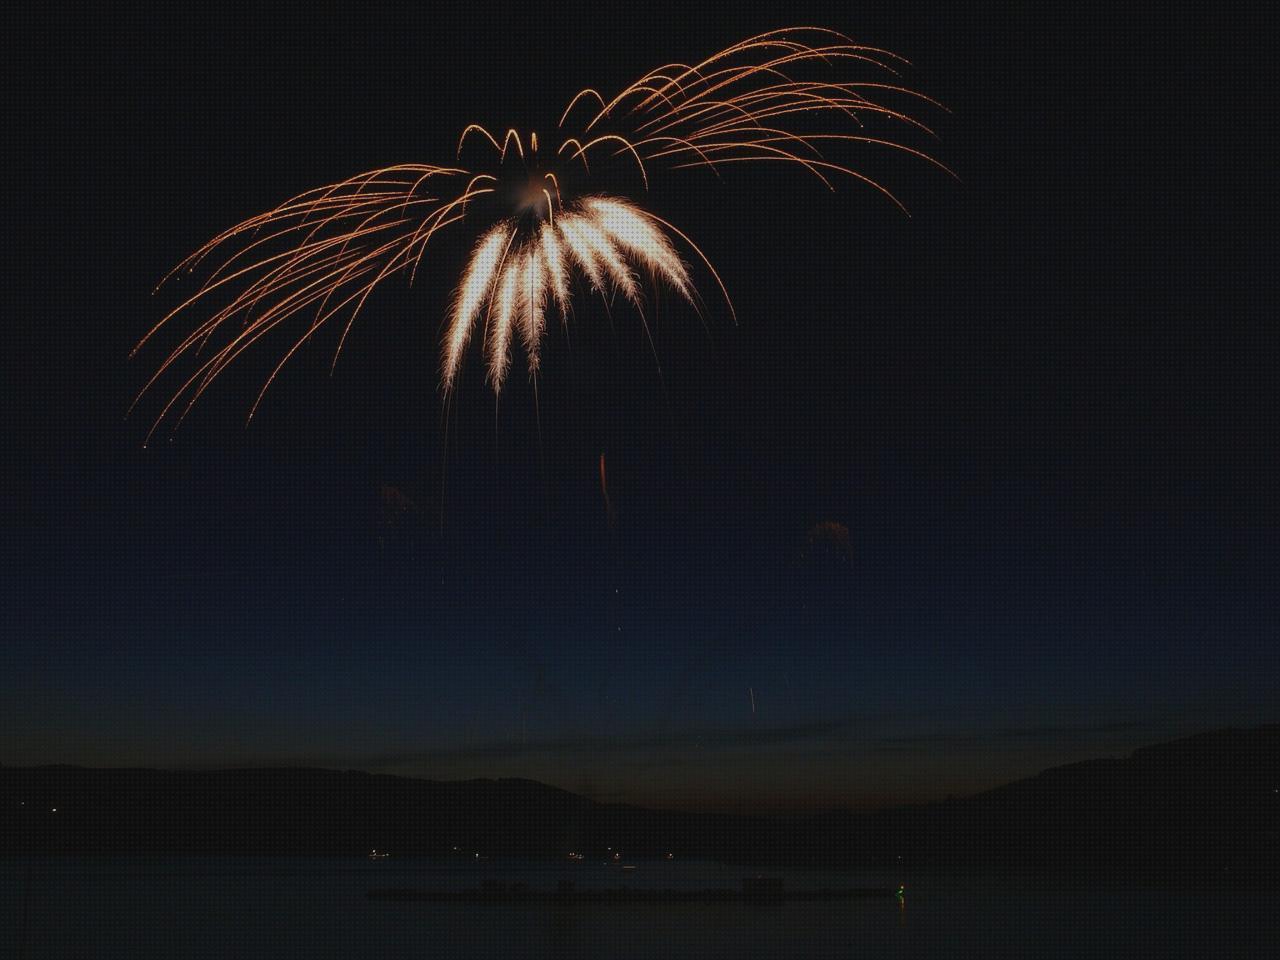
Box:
[1, 856, 1270, 958]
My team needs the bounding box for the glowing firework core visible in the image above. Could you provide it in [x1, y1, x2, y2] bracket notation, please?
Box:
[442, 195, 692, 391]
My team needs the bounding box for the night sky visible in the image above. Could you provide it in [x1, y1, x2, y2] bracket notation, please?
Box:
[4, 4, 1276, 811]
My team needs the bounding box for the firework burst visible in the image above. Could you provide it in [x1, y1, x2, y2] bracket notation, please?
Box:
[135, 27, 949, 438]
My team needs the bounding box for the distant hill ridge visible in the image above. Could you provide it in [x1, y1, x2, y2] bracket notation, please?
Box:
[4, 725, 1277, 880]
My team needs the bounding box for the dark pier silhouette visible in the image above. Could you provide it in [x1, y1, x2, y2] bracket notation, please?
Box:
[367, 877, 890, 903]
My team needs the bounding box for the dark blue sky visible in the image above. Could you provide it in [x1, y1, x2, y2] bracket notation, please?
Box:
[3, 4, 1276, 809]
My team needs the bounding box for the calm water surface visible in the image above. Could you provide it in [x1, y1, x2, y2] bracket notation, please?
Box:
[1, 857, 1270, 958]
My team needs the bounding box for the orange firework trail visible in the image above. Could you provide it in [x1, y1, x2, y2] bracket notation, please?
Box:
[135, 27, 949, 439]
[599, 453, 616, 529]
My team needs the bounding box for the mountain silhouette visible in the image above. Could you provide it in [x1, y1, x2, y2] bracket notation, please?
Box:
[4, 726, 1276, 881]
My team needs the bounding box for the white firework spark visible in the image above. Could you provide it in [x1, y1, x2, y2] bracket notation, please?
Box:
[445, 222, 511, 388]
[446, 196, 691, 391]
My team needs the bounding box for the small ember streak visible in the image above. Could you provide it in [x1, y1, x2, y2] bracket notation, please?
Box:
[600, 453, 616, 529]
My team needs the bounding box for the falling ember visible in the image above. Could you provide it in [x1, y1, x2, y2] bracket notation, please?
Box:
[518, 251, 546, 372]
[487, 258, 520, 390]
[136, 27, 948, 437]
[599, 452, 616, 529]
[444, 223, 511, 389]
[538, 223, 570, 313]
[554, 214, 608, 294]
